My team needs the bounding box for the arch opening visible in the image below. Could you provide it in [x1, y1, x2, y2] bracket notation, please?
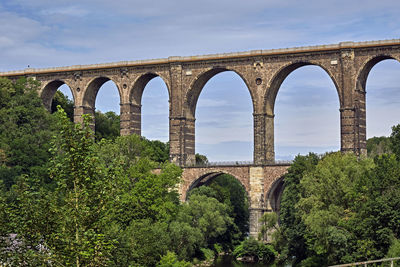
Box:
[273, 65, 340, 160]
[364, 57, 400, 149]
[186, 172, 250, 239]
[41, 80, 74, 111]
[191, 70, 254, 162]
[84, 78, 121, 141]
[266, 176, 285, 215]
[140, 76, 170, 142]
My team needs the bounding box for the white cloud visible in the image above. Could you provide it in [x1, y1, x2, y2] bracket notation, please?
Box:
[1, 0, 400, 160]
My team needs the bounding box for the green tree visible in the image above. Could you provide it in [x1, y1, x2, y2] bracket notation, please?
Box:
[172, 194, 234, 260]
[195, 153, 208, 165]
[51, 90, 74, 121]
[95, 111, 120, 141]
[157, 251, 192, 267]
[391, 124, 400, 159]
[0, 78, 55, 189]
[48, 107, 114, 266]
[279, 153, 319, 265]
[297, 152, 375, 265]
[366, 136, 392, 157]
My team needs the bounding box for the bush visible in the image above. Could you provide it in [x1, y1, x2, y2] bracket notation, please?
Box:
[157, 251, 191, 267]
[233, 238, 276, 263]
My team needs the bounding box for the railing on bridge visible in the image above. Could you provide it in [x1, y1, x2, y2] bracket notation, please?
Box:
[329, 257, 400, 267]
[187, 160, 293, 167]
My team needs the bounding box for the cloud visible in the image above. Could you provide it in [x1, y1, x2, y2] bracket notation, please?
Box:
[1, 0, 400, 161]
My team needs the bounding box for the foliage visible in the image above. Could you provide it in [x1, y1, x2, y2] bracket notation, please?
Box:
[297, 153, 375, 264]
[95, 111, 120, 141]
[233, 237, 276, 264]
[157, 251, 192, 267]
[386, 238, 400, 267]
[278, 153, 320, 264]
[366, 136, 392, 157]
[259, 212, 279, 242]
[278, 143, 400, 266]
[51, 90, 74, 121]
[391, 124, 400, 159]
[48, 107, 115, 266]
[195, 153, 208, 165]
[188, 174, 249, 250]
[0, 78, 56, 189]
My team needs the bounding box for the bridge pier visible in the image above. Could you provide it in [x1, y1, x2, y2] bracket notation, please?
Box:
[120, 103, 141, 136]
[248, 166, 266, 237]
[169, 117, 196, 166]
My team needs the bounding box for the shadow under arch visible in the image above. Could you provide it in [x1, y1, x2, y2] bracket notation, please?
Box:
[82, 76, 122, 108]
[266, 176, 285, 214]
[185, 68, 255, 118]
[129, 72, 171, 106]
[185, 171, 250, 202]
[41, 80, 75, 111]
[264, 62, 341, 115]
[357, 55, 400, 92]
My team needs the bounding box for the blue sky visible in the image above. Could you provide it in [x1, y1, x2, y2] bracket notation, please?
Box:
[0, 0, 400, 161]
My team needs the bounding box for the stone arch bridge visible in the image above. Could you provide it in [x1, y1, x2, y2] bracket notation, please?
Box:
[2, 39, 400, 236]
[180, 164, 290, 236]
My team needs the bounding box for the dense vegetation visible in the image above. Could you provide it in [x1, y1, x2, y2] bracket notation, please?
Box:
[0, 78, 248, 266]
[1, 77, 400, 266]
[275, 126, 400, 266]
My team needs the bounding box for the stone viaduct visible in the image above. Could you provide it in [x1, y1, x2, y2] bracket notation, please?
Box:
[1, 39, 400, 236]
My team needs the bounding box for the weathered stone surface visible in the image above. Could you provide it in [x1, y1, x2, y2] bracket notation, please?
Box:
[3, 39, 399, 166]
[180, 164, 290, 237]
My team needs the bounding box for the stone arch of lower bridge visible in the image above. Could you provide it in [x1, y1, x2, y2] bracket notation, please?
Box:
[265, 175, 285, 214]
[40, 79, 76, 112]
[180, 168, 250, 202]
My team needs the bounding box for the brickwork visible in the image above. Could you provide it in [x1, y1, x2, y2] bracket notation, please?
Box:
[180, 164, 290, 237]
[3, 39, 399, 166]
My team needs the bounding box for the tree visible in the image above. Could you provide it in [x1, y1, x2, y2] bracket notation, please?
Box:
[366, 136, 392, 157]
[48, 107, 115, 266]
[297, 152, 375, 265]
[51, 90, 74, 121]
[390, 124, 400, 159]
[278, 153, 319, 265]
[0, 78, 56, 189]
[157, 251, 191, 267]
[195, 153, 208, 165]
[95, 111, 120, 141]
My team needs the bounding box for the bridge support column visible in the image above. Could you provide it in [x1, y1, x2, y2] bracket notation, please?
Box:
[254, 113, 275, 164]
[169, 117, 195, 167]
[120, 103, 141, 136]
[249, 166, 266, 238]
[74, 105, 95, 127]
[340, 98, 366, 156]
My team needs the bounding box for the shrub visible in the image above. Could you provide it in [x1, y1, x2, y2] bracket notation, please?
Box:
[233, 237, 276, 264]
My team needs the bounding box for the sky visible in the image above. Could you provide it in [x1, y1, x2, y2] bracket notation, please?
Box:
[0, 0, 400, 161]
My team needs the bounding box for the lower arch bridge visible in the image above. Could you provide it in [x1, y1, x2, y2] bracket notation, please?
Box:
[179, 163, 290, 237]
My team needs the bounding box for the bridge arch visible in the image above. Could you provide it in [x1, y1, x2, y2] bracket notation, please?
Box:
[185, 68, 255, 118]
[264, 62, 341, 115]
[266, 176, 285, 214]
[82, 76, 122, 108]
[41, 80, 75, 111]
[356, 55, 400, 92]
[182, 169, 250, 201]
[129, 72, 171, 106]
